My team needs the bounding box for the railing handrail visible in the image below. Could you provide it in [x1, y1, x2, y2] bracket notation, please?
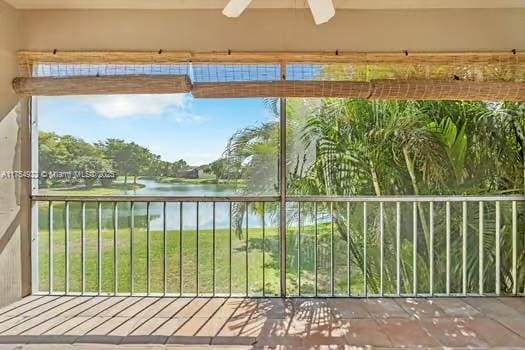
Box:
[31, 194, 280, 202]
[288, 195, 525, 202]
[32, 194, 525, 202]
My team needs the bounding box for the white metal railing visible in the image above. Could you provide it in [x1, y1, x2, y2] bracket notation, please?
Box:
[31, 194, 525, 297]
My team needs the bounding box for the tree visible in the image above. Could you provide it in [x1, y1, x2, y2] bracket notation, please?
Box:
[72, 156, 113, 188]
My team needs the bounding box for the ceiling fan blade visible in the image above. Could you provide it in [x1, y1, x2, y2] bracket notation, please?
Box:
[222, 0, 253, 18]
[307, 0, 335, 25]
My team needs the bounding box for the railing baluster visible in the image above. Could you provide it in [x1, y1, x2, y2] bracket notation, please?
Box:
[229, 202, 232, 296]
[446, 201, 451, 295]
[363, 202, 367, 296]
[32, 201, 39, 294]
[147, 202, 151, 295]
[49, 201, 54, 294]
[429, 201, 434, 296]
[262, 202, 266, 297]
[297, 202, 301, 296]
[412, 202, 417, 296]
[179, 202, 183, 296]
[65, 201, 70, 294]
[396, 201, 401, 296]
[33, 196, 522, 299]
[97, 202, 102, 294]
[479, 201, 484, 295]
[245, 202, 249, 296]
[81, 202, 86, 294]
[130, 202, 135, 294]
[347, 202, 351, 296]
[163, 202, 167, 296]
[512, 200, 517, 295]
[462, 201, 467, 295]
[196, 201, 199, 295]
[114, 202, 118, 295]
[379, 201, 384, 296]
[212, 202, 216, 296]
[314, 202, 318, 297]
[495, 201, 501, 295]
[330, 202, 335, 297]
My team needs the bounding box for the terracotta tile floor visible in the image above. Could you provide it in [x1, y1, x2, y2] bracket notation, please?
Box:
[0, 296, 524, 349]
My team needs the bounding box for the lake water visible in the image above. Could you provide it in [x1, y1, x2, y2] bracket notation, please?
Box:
[120, 179, 276, 230]
[123, 179, 240, 197]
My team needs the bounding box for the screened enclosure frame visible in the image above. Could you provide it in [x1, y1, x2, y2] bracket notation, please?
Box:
[25, 50, 525, 298]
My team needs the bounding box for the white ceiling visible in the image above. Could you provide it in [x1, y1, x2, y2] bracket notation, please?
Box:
[6, 0, 525, 9]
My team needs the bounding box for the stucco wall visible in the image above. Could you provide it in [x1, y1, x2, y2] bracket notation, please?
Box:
[17, 8, 525, 52]
[0, 0, 30, 308]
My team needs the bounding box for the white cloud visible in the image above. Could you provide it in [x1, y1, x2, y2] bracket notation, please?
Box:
[76, 94, 188, 119]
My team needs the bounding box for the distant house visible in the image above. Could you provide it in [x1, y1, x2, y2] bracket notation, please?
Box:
[176, 165, 212, 179]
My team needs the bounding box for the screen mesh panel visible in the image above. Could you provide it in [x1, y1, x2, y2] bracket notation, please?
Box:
[16, 53, 525, 101]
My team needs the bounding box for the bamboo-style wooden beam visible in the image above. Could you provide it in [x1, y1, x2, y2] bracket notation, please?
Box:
[12, 75, 192, 96]
[192, 81, 373, 98]
[370, 80, 525, 101]
[12, 72, 525, 101]
[192, 80, 525, 101]
[17, 50, 523, 67]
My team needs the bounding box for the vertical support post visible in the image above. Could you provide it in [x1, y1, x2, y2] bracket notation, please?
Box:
[21, 97, 32, 297]
[30, 97, 40, 294]
[279, 62, 287, 297]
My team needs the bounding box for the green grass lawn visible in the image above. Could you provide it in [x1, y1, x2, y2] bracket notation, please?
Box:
[36, 209, 366, 296]
[38, 224, 283, 296]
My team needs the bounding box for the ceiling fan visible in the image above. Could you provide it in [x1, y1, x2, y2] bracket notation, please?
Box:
[223, 0, 336, 25]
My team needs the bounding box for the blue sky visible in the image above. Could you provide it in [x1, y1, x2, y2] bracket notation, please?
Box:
[36, 94, 274, 165]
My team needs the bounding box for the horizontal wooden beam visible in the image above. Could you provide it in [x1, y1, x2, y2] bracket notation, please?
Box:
[193, 80, 525, 101]
[18, 50, 523, 66]
[192, 81, 373, 98]
[13, 74, 525, 101]
[370, 80, 525, 101]
[12, 75, 192, 96]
